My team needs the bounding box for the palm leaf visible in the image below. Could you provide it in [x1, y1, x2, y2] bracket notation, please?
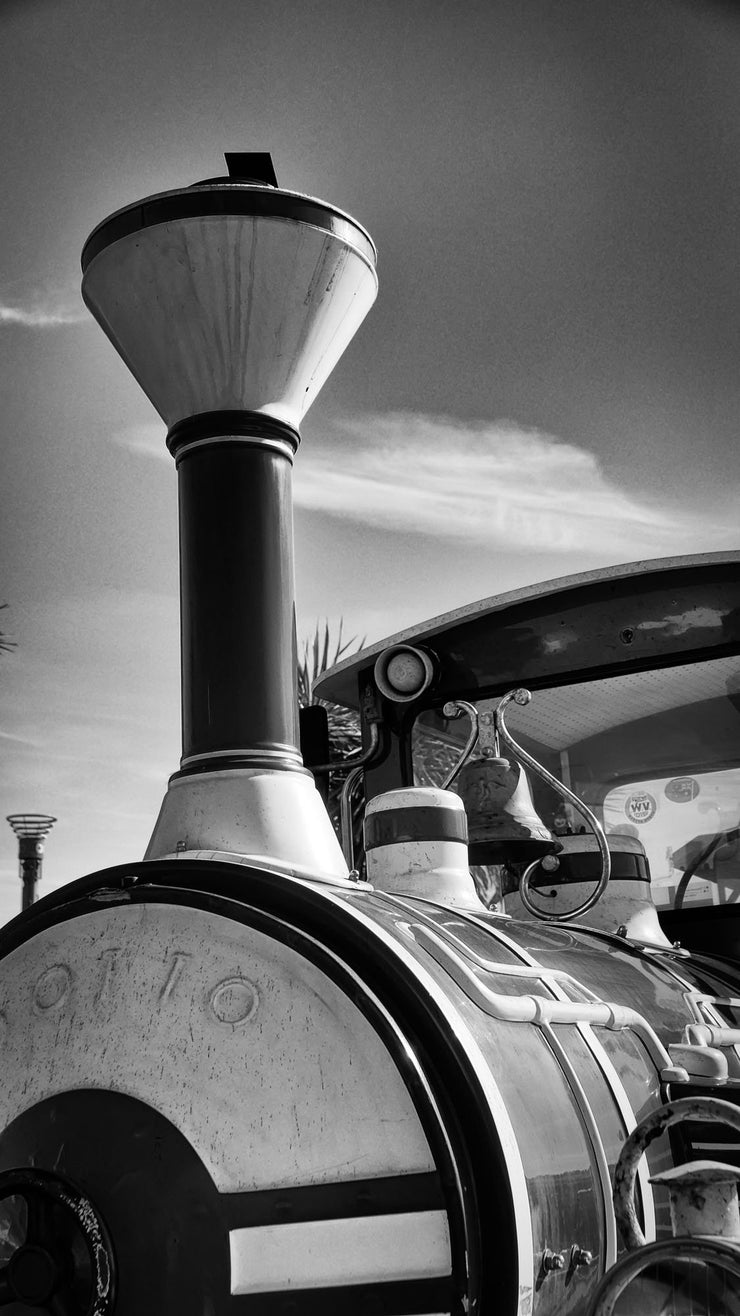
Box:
[298, 619, 366, 848]
[0, 604, 14, 655]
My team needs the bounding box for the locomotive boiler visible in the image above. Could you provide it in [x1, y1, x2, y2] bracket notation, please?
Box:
[1, 156, 740, 1316]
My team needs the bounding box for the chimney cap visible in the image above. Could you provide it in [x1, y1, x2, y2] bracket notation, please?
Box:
[81, 175, 376, 274]
[223, 153, 278, 187]
[81, 163, 377, 430]
[194, 153, 279, 189]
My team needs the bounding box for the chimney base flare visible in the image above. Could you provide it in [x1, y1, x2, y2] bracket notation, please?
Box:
[145, 767, 351, 884]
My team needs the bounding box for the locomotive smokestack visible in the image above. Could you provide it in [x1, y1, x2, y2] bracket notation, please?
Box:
[81, 155, 377, 879]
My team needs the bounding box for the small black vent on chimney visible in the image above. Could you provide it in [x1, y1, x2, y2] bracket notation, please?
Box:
[224, 153, 278, 187]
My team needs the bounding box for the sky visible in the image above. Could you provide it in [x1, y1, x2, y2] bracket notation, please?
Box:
[0, 0, 739, 922]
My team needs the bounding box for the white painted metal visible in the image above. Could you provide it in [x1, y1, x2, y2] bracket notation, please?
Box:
[504, 832, 673, 945]
[82, 212, 378, 429]
[365, 788, 484, 908]
[228, 1209, 451, 1293]
[649, 1161, 740, 1242]
[144, 768, 350, 883]
[0, 904, 435, 1192]
[506, 879, 673, 946]
[667, 1042, 728, 1081]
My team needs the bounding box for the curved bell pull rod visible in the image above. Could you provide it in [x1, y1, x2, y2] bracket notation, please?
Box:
[445, 698, 558, 867]
[495, 689, 611, 922]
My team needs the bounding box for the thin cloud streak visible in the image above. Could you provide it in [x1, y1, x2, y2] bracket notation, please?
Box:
[0, 301, 88, 328]
[114, 410, 738, 556]
[296, 413, 737, 556]
[114, 422, 167, 457]
[0, 730, 39, 748]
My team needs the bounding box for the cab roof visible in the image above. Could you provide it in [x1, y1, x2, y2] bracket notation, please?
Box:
[313, 551, 740, 711]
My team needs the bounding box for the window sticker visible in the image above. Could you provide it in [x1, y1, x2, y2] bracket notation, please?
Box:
[625, 791, 657, 825]
[664, 777, 700, 804]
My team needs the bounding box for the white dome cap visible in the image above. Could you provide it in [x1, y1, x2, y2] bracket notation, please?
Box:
[365, 788, 483, 909]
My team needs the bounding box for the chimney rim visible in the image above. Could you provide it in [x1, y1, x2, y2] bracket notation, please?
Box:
[81, 182, 377, 275]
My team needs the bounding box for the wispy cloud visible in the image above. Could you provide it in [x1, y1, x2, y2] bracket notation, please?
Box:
[114, 409, 738, 557]
[295, 412, 737, 555]
[0, 730, 39, 748]
[114, 421, 167, 457]
[0, 298, 88, 328]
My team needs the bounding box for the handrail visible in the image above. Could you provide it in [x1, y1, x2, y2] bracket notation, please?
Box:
[404, 905, 599, 993]
[685, 1021, 740, 1049]
[309, 721, 380, 775]
[340, 764, 366, 870]
[411, 922, 689, 1083]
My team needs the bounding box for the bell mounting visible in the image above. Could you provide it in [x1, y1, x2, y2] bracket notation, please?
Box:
[444, 694, 557, 866]
[443, 688, 612, 919]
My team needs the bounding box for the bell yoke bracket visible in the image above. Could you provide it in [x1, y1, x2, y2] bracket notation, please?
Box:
[442, 689, 612, 921]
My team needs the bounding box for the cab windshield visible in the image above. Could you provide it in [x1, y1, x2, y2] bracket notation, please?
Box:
[412, 654, 740, 911]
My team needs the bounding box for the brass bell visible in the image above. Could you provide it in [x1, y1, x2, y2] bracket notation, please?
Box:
[455, 754, 558, 866]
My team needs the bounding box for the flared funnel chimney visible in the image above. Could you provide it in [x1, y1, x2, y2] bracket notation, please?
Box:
[81, 157, 377, 881]
[81, 159, 377, 429]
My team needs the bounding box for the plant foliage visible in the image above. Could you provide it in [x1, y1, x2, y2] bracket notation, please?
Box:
[0, 604, 14, 655]
[298, 619, 365, 847]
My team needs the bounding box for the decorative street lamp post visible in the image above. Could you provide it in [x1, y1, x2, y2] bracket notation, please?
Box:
[6, 814, 57, 911]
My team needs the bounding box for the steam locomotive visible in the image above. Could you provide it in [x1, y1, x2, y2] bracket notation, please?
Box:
[1, 155, 739, 1316]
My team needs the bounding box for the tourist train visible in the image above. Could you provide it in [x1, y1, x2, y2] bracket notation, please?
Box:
[0, 156, 739, 1314]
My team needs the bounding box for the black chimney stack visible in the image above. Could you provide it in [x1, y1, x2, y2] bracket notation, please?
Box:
[81, 156, 377, 880]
